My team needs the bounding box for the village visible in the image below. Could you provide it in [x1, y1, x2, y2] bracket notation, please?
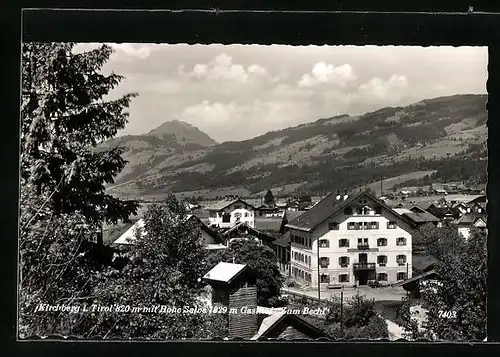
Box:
[106, 181, 487, 340]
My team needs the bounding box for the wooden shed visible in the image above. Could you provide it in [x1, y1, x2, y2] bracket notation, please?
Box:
[203, 262, 258, 339]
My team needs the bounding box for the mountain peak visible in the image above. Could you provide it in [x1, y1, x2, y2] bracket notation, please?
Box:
[146, 119, 218, 147]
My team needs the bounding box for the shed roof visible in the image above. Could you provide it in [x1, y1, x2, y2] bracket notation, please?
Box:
[203, 262, 248, 284]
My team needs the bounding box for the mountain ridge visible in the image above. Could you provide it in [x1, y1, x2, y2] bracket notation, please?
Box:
[104, 94, 488, 200]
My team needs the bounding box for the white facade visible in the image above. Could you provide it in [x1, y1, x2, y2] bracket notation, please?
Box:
[208, 201, 255, 228]
[290, 196, 413, 287]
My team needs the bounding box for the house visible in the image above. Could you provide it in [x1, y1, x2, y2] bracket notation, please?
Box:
[286, 190, 414, 288]
[273, 231, 291, 273]
[455, 213, 487, 240]
[207, 198, 257, 229]
[203, 262, 258, 339]
[403, 206, 442, 228]
[257, 204, 284, 218]
[222, 222, 276, 248]
[112, 215, 226, 250]
[251, 311, 330, 340]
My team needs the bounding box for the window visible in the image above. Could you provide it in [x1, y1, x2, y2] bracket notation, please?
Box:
[396, 237, 407, 246]
[320, 274, 330, 283]
[344, 207, 353, 215]
[339, 274, 350, 282]
[328, 222, 339, 230]
[387, 221, 397, 229]
[356, 207, 363, 215]
[222, 213, 231, 223]
[234, 204, 242, 209]
[370, 222, 379, 230]
[339, 256, 350, 267]
[355, 222, 362, 230]
[320, 257, 330, 268]
[319, 239, 329, 248]
[397, 255, 407, 266]
[339, 239, 349, 248]
[244, 212, 249, 217]
[362, 206, 370, 215]
[377, 238, 387, 246]
[397, 272, 407, 281]
[375, 206, 382, 215]
[348, 222, 356, 230]
[377, 255, 387, 266]
[377, 273, 387, 281]
[234, 212, 242, 218]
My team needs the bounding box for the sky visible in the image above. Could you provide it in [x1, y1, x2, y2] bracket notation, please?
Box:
[75, 44, 487, 143]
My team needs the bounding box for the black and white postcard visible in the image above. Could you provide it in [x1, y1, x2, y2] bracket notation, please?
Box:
[19, 40, 487, 341]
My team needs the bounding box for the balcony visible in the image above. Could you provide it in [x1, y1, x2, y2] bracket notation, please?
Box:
[357, 243, 370, 250]
[353, 262, 376, 270]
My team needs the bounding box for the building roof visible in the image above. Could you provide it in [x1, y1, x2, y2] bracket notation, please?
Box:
[393, 270, 437, 289]
[394, 208, 412, 215]
[403, 211, 441, 224]
[254, 217, 284, 232]
[222, 222, 276, 243]
[456, 213, 487, 225]
[207, 198, 256, 211]
[113, 218, 146, 245]
[112, 215, 222, 245]
[286, 190, 413, 232]
[273, 231, 291, 247]
[205, 243, 228, 250]
[251, 312, 329, 340]
[203, 262, 248, 284]
[284, 210, 307, 222]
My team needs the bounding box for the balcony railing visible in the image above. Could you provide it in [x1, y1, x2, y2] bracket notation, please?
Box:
[357, 243, 370, 250]
[353, 262, 376, 270]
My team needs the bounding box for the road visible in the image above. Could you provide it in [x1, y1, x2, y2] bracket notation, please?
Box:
[283, 285, 408, 302]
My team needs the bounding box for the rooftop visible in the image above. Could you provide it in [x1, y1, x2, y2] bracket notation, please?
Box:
[203, 262, 248, 284]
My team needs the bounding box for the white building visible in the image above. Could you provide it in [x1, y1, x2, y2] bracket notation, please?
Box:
[207, 199, 257, 229]
[113, 215, 226, 250]
[286, 190, 414, 288]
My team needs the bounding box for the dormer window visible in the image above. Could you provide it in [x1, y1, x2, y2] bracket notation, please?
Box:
[375, 206, 382, 215]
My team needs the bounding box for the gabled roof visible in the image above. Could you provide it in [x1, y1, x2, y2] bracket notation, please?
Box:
[207, 198, 256, 211]
[251, 312, 329, 340]
[222, 222, 276, 243]
[273, 231, 291, 247]
[255, 217, 284, 232]
[393, 270, 437, 289]
[113, 218, 146, 245]
[284, 210, 307, 222]
[203, 262, 248, 284]
[112, 215, 222, 245]
[456, 213, 487, 225]
[286, 190, 414, 232]
[403, 211, 440, 224]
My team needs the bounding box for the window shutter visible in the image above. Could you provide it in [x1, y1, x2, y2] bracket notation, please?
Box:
[338, 257, 342, 265]
[346, 257, 350, 265]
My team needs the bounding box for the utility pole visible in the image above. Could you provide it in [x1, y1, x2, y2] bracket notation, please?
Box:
[317, 236, 321, 300]
[406, 262, 409, 279]
[340, 287, 344, 337]
[380, 178, 383, 197]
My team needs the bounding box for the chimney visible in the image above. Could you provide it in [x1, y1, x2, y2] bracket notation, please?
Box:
[336, 189, 341, 201]
[343, 190, 348, 201]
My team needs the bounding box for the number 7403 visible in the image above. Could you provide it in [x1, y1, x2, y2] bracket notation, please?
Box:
[438, 310, 457, 318]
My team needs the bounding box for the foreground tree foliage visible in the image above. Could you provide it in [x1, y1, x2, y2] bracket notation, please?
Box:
[402, 228, 486, 341]
[321, 293, 389, 339]
[21, 42, 138, 225]
[206, 239, 284, 307]
[88, 195, 227, 339]
[19, 42, 139, 337]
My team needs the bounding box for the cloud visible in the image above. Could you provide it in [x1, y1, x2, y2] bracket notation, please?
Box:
[358, 74, 408, 99]
[110, 44, 153, 60]
[298, 62, 356, 87]
[179, 54, 273, 83]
